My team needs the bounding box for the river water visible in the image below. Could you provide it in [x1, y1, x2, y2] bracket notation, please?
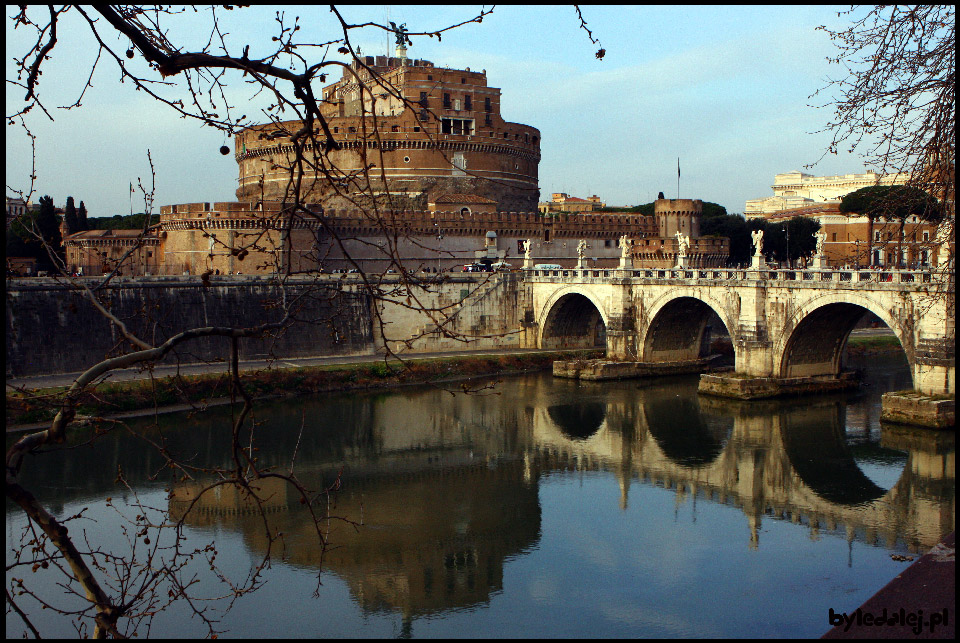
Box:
[6, 352, 955, 638]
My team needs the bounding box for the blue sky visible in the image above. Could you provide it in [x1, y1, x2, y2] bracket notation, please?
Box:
[5, 5, 870, 217]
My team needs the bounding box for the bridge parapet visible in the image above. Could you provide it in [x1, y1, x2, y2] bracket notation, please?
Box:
[522, 266, 949, 289]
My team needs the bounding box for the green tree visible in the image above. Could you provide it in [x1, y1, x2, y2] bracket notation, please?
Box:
[77, 200, 89, 231]
[840, 185, 942, 267]
[88, 213, 149, 230]
[5, 209, 44, 268]
[34, 195, 64, 270]
[760, 217, 822, 266]
[64, 196, 78, 235]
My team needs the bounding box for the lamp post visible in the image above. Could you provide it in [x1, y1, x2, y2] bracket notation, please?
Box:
[855, 239, 860, 270]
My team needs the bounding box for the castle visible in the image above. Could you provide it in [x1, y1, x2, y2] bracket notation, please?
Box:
[61, 51, 728, 276]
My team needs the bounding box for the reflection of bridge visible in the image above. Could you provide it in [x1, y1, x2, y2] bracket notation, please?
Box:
[529, 381, 955, 552]
[522, 267, 954, 395]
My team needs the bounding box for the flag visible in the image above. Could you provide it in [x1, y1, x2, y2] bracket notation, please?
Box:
[678, 158, 680, 179]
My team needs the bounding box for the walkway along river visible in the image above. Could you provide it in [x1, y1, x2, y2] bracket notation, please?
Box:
[5, 351, 954, 638]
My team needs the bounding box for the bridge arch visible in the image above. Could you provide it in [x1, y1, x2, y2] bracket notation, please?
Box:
[538, 287, 609, 350]
[773, 293, 913, 384]
[639, 291, 737, 363]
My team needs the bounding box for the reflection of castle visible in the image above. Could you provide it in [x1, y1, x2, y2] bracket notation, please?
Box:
[166, 377, 953, 618]
[170, 455, 541, 618]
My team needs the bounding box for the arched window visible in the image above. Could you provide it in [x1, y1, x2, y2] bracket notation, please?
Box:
[460, 207, 470, 216]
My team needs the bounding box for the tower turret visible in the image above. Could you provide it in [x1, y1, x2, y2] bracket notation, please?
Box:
[655, 198, 702, 239]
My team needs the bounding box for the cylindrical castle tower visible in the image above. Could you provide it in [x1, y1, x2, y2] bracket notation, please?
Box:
[235, 56, 540, 212]
[655, 198, 702, 239]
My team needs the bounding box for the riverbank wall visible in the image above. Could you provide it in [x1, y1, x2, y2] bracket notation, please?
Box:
[5, 274, 527, 377]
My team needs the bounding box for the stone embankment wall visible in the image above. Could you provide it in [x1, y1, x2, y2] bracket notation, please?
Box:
[6, 274, 526, 377]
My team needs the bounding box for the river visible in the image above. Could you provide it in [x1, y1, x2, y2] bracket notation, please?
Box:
[5, 351, 954, 638]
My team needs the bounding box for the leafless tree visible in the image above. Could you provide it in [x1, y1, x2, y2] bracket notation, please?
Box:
[3, 5, 571, 637]
[809, 5, 955, 276]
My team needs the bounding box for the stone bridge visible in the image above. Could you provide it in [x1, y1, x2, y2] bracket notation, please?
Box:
[521, 266, 954, 397]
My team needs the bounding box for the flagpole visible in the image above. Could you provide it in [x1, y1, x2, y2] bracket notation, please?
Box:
[677, 158, 680, 200]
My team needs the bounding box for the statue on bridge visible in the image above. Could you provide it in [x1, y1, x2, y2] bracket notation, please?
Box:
[674, 231, 690, 269]
[576, 239, 587, 269]
[618, 235, 634, 270]
[522, 238, 533, 268]
[815, 231, 826, 257]
[751, 229, 764, 257]
[675, 231, 690, 258]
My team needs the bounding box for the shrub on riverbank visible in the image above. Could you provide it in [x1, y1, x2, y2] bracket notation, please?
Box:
[7, 351, 601, 428]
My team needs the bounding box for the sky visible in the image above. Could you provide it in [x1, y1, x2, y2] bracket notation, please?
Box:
[5, 5, 874, 218]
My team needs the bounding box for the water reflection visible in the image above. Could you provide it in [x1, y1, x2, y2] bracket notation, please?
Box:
[152, 375, 954, 618]
[9, 370, 953, 630]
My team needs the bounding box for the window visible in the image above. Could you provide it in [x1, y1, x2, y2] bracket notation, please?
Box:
[517, 240, 525, 254]
[348, 126, 356, 133]
[465, 95, 471, 111]
[875, 231, 882, 242]
[441, 118, 474, 136]
[923, 231, 930, 242]
[604, 240, 612, 248]
[419, 91, 428, 108]
[418, 109, 429, 122]
[443, 93, 451, 109]
[831, 233, 837, 242]
[391, 125, 400, 132]
[484, 97, 492, 112]
[484, 114, 492, 126]
[427, 75, 432, 81]
[544, 229, 551, 242]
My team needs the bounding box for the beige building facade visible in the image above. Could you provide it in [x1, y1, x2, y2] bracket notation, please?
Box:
[746, 170, 908, 218]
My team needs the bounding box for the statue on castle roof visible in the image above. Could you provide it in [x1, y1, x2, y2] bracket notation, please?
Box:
[658, 191, 665, 200]
[390, 22, 411, 47]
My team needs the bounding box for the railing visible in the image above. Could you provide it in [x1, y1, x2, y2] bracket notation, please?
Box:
[522, 266, 945, 286]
